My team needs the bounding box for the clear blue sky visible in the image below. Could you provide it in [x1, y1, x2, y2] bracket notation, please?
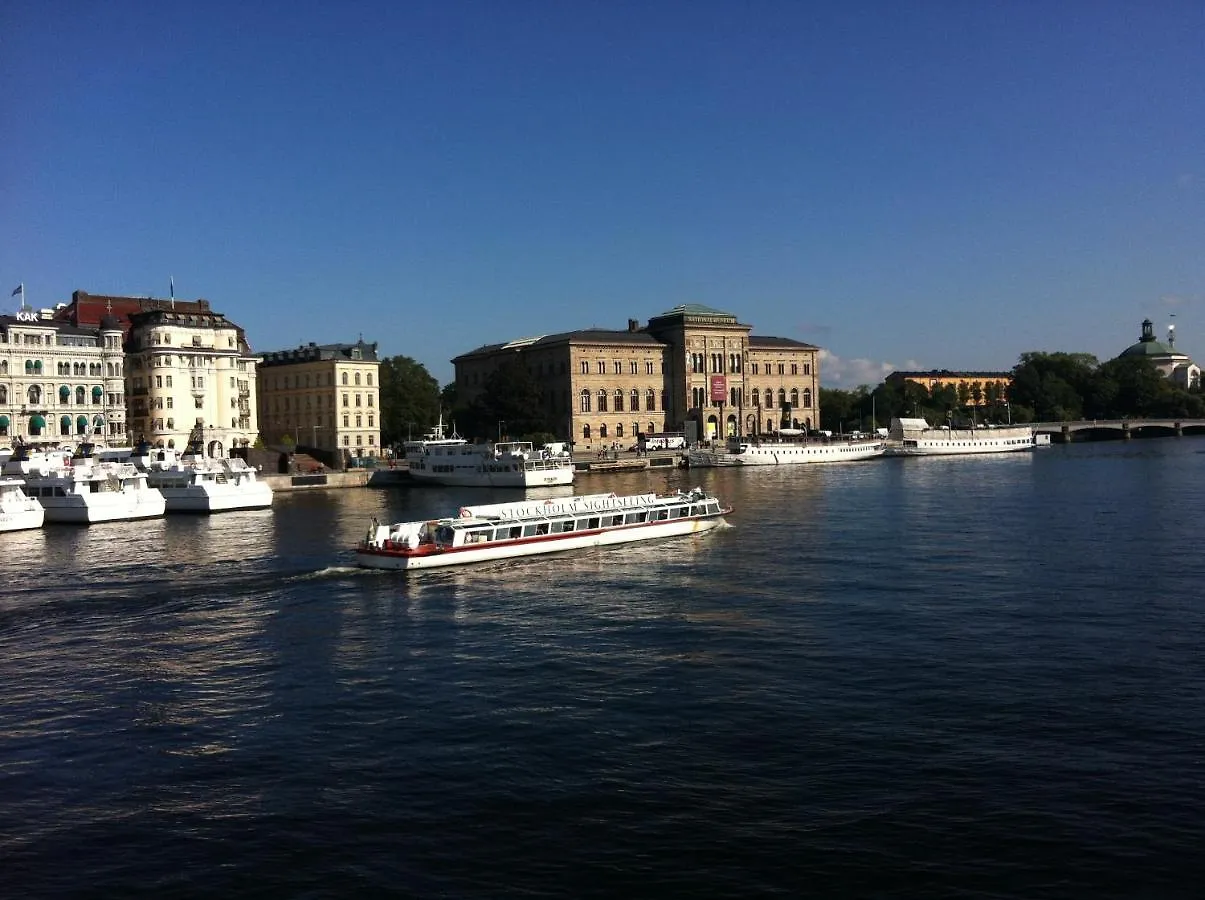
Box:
[3, 1, 1202, 388]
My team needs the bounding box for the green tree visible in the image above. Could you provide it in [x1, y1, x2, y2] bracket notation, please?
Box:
[469, 356, 552, 441]
[379, 355, 442, 449]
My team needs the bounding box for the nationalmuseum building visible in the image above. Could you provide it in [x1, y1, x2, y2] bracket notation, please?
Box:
[453, 304, 820, 447]
[256, 340, 382, 459]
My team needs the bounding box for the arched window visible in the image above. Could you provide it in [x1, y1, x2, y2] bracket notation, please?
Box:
[579, 389, 591, 413]
[59, 385, 71, 402]
[77, 415, 89, 434]
[616, 423, 624, 438]
[341, 372, 348, 385]
[659, 390, 666, 411]
[597, 389, 608, 413]
[751, 388, 760, 407]
[600, 423, 608, 438]
[790, 388, 799, 407]
[60, 415, 72, 435]
[630, 389, 639, 410]
[33, 360, 42, 374]
[0, 386, 6, 403]
[354, 372, 361, 385]
[76, 386, 86, 404]
[777, 388, 787, 407]
[802, 388, 812, 408]
[0, 360, 7, 375]
[582, 424, 591, 440]
[25, 360, 33, 374]
[645, 388, 655, 411]
[614, 389, 624, 411]
[28, 385, 42, 405]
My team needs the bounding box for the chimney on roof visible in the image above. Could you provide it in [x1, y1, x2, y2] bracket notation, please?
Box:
[628, 318, 639, 332]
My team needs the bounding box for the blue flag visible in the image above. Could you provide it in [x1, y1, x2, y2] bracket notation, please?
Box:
[10, 283, 21, 297]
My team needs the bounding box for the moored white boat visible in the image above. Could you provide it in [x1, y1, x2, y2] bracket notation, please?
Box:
[356, 487, 729, 571]
[5, 446, 166, 524]
[688, 436, 885, 467]
[407, 439, 575, 487]
[883, 418, 1036, 456]
[131, 446, 273, 512]
[0, 477, 44, 532]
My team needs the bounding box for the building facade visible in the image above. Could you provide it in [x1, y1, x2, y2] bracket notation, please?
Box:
[124, 307, 262, 453]
[0, 308, 127, 446]
[256, 340, 381, 459]
[453, 305, 820, 448]
[886, 370, 1013, 406]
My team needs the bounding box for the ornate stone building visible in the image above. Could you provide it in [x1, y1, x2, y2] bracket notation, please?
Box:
[1117, 318, 1200, 389]
[0, 307, 126, 445]
[453, 304, 820, 448]
[256, 340, 381, 459]
[124, 307, 262, 453]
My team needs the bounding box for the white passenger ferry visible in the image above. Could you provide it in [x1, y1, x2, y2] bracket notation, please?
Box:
[407, 440, 575, 487]
[356, 488, 729, 571]
[130, 445, 274, 512]
[688, 435, 885, 467]
[5, 445, 166, 524]
[884, 418, 1036, 456]
[0, 477, 44, 532]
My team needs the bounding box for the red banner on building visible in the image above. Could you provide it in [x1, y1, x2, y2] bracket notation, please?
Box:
[709, 375, 727, 403]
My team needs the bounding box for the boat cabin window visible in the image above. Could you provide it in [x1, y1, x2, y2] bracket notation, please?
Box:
[625, 511, 648, 524]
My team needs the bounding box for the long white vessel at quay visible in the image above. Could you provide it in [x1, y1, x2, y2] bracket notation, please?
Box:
[884, 418, 1037, 456]
[407, 440, 575, 488]
[356, 488, 729, 571]
[688, 435, 885, 467]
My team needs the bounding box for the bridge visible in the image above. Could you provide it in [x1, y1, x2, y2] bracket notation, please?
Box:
[1031, 419, 1205, 442]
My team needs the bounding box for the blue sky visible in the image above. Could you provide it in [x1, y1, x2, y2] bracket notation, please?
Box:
[3, 1, 1202, 387]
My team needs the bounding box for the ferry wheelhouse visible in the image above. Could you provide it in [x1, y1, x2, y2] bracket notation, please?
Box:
[356, 488, 729, 571]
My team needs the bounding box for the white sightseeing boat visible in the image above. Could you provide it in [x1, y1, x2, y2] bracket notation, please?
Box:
[4, 446, 166, 524]
[130, 446, 274, 512]
[356, 488, 730, 571]
[884, 418, 1036, 456]
[688, 435, 885, 467]
[0, 477, 44, 532]
[407, 440, 575, 488]
[402, 414, 469, 460]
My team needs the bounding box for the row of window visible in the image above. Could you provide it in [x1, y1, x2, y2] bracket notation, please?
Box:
[0, 361, 120, 376]
[688, 386, 813, 410]
[0, 386, 120, 406]
[687, 354, 814, 376]
[578, 422, 660, 441]
[577, 388, 664, 414]
[578, 360, 662, 376]
[267, 371, 375, 389]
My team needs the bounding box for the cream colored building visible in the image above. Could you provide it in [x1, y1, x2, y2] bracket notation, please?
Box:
[256, 340, 381, 459]
[0, 308, 127, 446]
[454, 304, 820, 448]
[125, 307, 261, 453]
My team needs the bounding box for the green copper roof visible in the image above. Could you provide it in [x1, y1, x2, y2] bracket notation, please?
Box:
[654, 303, 735, 318]
[1119, 340, 1172, 357]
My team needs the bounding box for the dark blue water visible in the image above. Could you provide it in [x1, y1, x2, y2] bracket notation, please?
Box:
[3, 441, 1205, 898]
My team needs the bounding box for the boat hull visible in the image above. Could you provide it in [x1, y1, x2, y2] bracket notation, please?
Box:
[688, 440, 885, 467]
[356, 513, 726, 571]
[408, 467, 574, 488]
[0, 507, 45, 532]
[156, 484, 274, 513]
[40, 492, 167, 523]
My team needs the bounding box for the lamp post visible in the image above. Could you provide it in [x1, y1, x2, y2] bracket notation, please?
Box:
[498, 420, 506, 443]
[311, 423, 323, 449]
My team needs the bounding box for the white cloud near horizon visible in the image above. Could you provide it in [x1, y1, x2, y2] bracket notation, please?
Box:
[820, 350, 922, 389]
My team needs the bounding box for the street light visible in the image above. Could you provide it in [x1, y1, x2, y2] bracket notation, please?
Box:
[498, 420, 506, 443]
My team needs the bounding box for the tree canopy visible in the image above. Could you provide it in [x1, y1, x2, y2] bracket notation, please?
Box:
[378, 355, 441, 448]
